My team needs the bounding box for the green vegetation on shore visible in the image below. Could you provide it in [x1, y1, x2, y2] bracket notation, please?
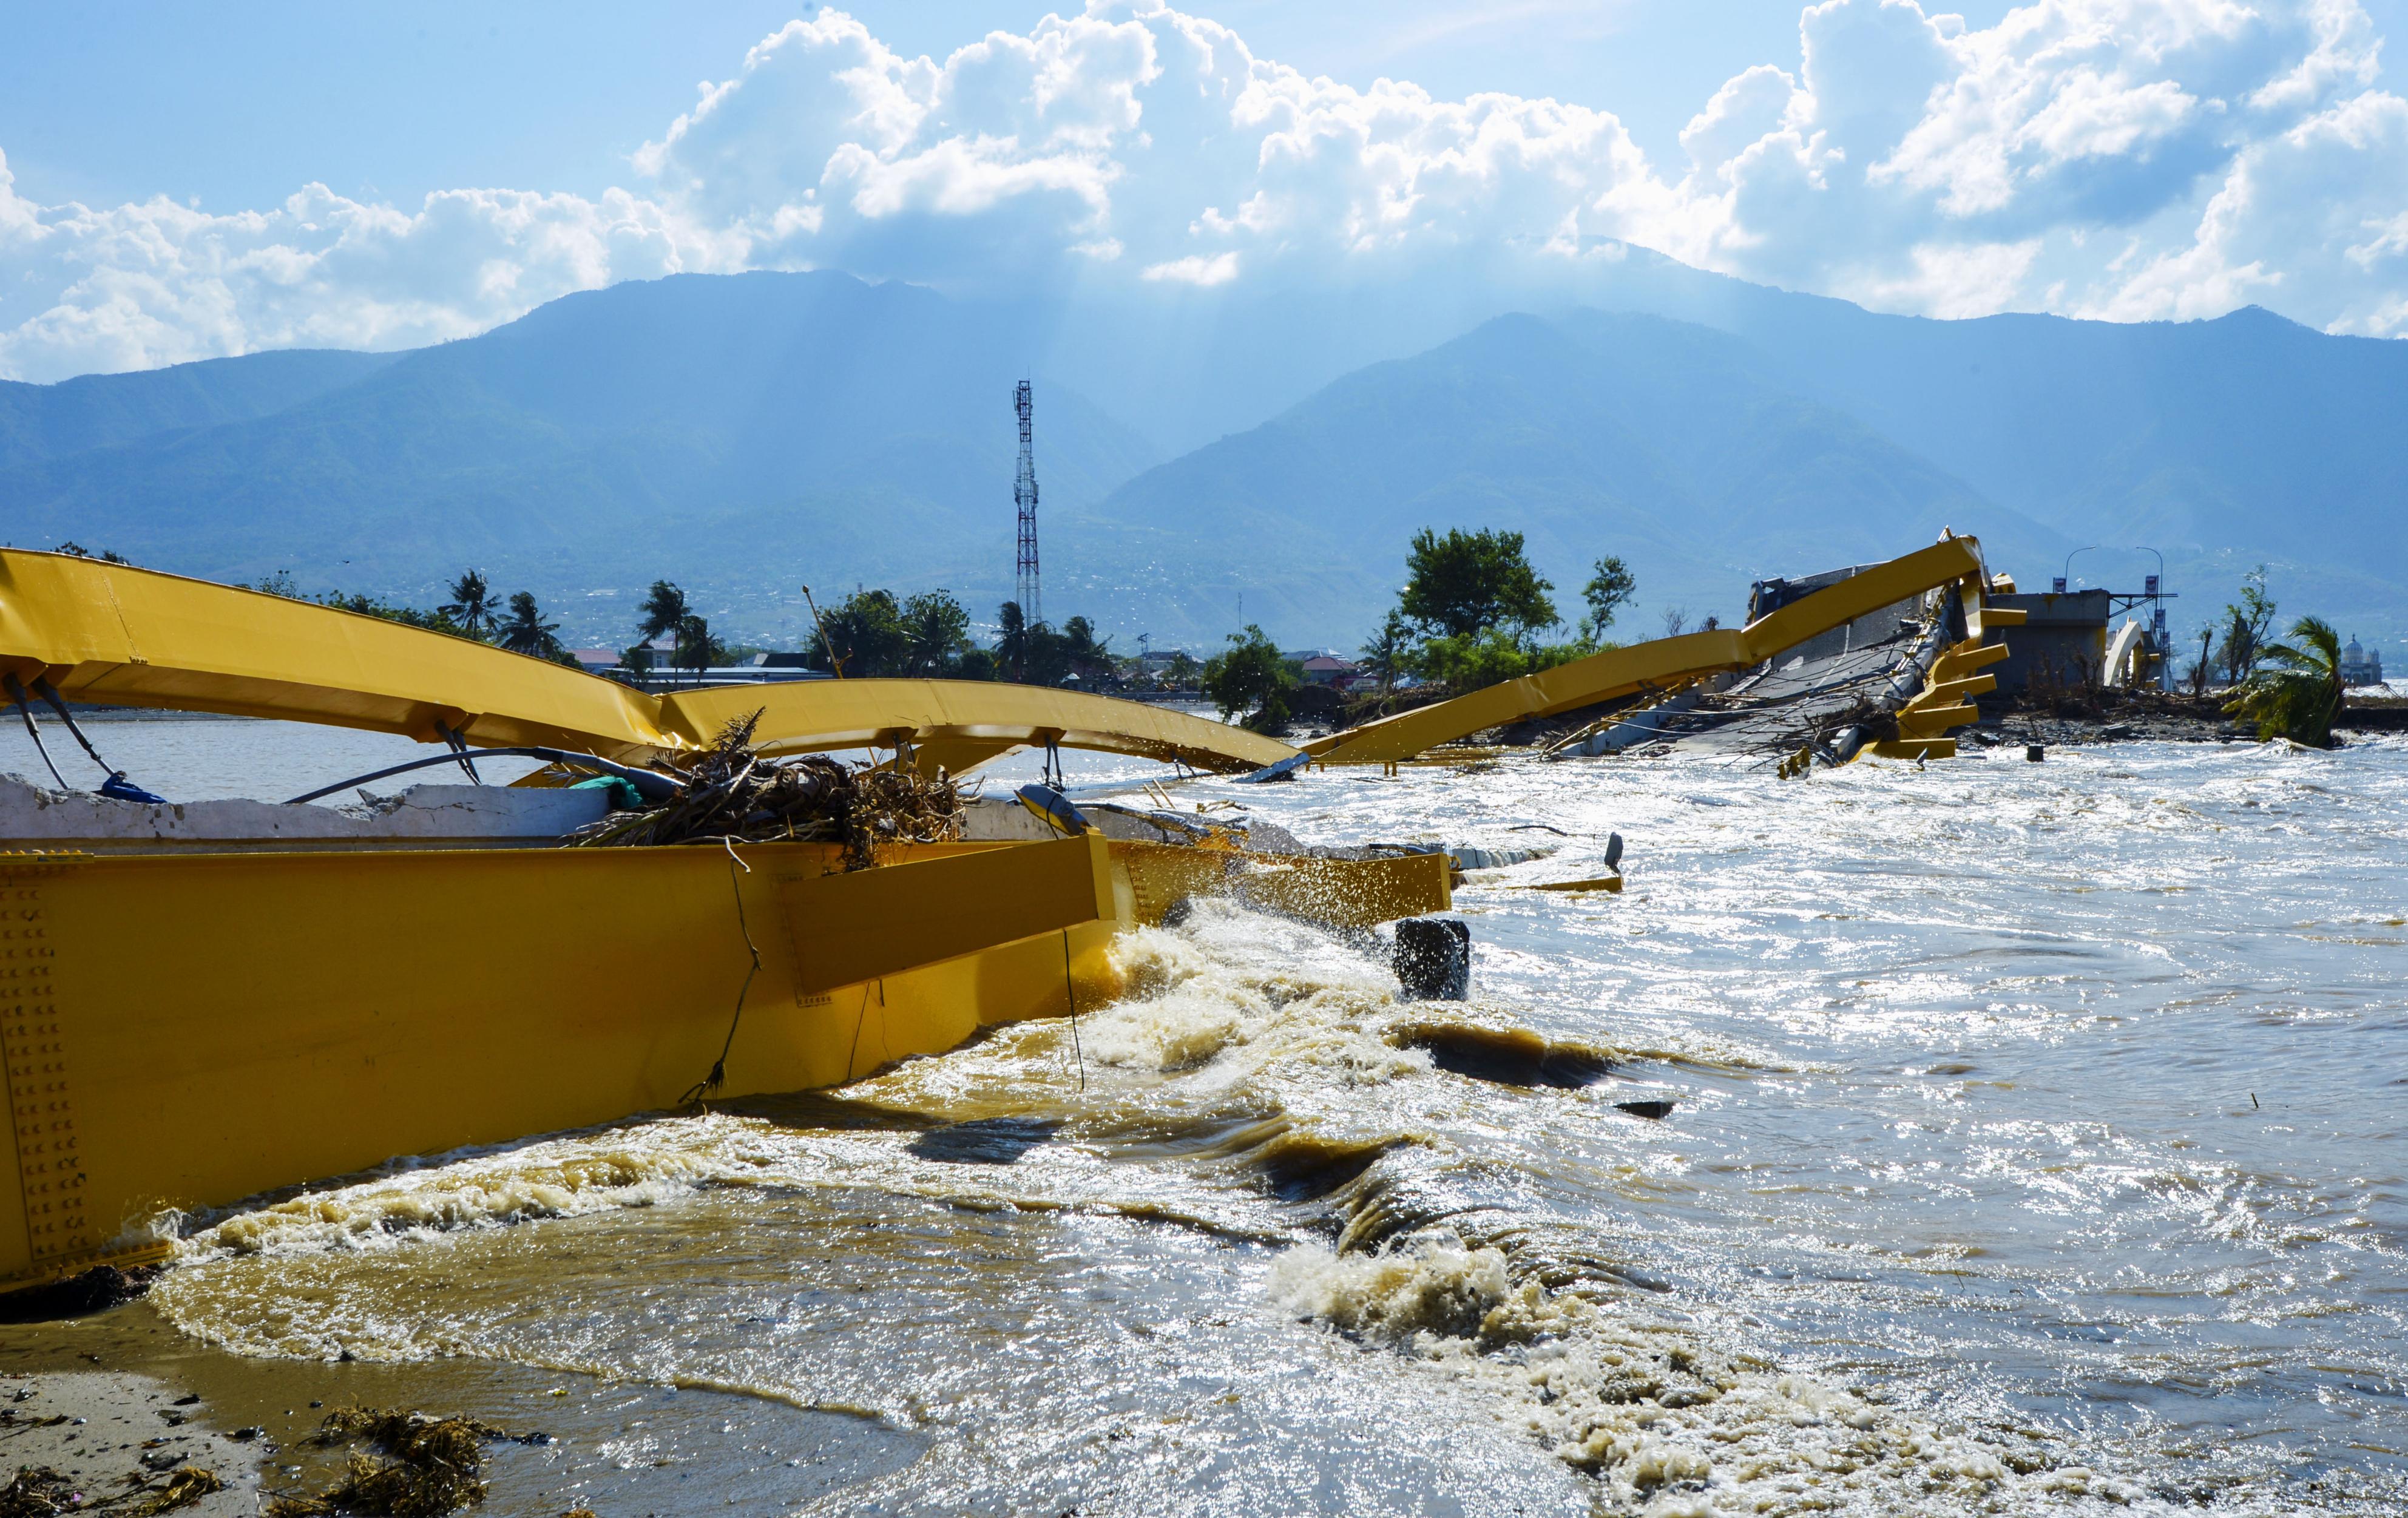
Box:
[1375, 528, 1639, 695]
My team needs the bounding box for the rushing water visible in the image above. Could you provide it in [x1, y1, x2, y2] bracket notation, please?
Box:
[12, 720, 2407, 1514]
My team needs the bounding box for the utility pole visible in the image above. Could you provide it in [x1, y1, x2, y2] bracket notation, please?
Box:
[1014, 381, 1041, 628]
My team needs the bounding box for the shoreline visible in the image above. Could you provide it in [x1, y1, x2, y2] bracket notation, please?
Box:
[0, 1298, 922, 1517]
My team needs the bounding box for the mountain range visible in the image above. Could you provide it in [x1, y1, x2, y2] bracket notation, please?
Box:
[2, 259, 2403, 654]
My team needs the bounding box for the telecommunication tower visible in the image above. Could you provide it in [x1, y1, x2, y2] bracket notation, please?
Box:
[1013, 380, 1041, 626]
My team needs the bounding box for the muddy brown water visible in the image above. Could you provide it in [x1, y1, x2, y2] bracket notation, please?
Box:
[3, 723, 2404, 1514]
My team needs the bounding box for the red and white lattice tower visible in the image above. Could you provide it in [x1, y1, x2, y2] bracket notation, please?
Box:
[1013, 380, 1041, 627]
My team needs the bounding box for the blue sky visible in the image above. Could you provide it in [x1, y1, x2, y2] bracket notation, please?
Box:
[4, 2, 2021, 208]
[4, 1, 2406, 381]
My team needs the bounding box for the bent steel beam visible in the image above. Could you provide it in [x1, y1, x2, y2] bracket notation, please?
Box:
[663, 679, 1299, 776]
[0, 551, 1297, 776]
[1305, 536, 1994, 765]
[0, 549, 663, 759]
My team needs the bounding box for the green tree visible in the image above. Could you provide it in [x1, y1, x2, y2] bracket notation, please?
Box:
[1397, 527, 1557, 642]
[1163, 650, 1200, 688]
[2217, 566, 2276, 686]
[1202, 624, 1294, 733]
[1021, 622, 1075, 686]
[53, 541, 131, 564]
[1410, 629, 1590, 691]
[497, 591, 563, 659]
[814, 589, 908, 676]
[994, 600, 1030, 680]
[1581, 555, 1636, 639]
[1359, 608, 1413, 694]
[673, 612, 722, 682]
[441, 569, 501, 639]
[638, 580, 690, 643]
[900, 590, 972, 674]
[2225, 615, 2345, 747]
[1061, 615, 1111, 679]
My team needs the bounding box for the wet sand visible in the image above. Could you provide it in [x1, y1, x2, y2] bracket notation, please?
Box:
[0, 1301, 921, 1517]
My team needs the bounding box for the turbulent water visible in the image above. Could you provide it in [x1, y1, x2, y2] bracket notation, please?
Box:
[19, 720, 2405, 1514]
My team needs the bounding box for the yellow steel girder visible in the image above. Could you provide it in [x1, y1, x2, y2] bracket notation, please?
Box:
[664, 679, 1296, 775]
[1305, 535, 1994, 764]
[0, 547, 660, 758]
[0, 551, 1296, 776]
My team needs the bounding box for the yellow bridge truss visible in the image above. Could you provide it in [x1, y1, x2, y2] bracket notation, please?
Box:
[0, 550, 1299, 776]
[1307, 535, 2024, 765]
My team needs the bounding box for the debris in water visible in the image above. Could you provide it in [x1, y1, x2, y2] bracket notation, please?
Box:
[266, 1406, 535, 1518]
[568, 711, 962, 866]
[1615, 1099, 1677, 1120]
[0, 1264, 155, 1322]
[1393, 917, 1471, 1001]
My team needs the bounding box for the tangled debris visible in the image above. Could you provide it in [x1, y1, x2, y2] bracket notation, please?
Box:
[0, 1468, 76, 1518]
[265, 1407, 540, 1518]
[0, 1264, 156, 1323]
[124, 1469, 226, 1516]
[0, 1464, 220, 1518]
[568, 713, 963, 867]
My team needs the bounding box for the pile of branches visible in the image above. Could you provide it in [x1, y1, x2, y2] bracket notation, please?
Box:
[2, 1463, 222, 1517]
[568, 712, 964, 867]
[267, 1406, 538, 1518]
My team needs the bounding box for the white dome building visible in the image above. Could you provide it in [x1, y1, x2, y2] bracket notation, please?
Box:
[2339, 635, 2386, 688]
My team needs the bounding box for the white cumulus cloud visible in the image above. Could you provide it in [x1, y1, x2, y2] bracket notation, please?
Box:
[2, 0, 2404, 382]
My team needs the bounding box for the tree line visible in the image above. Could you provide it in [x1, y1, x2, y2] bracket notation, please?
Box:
[1200, 526, 1648, 731]
[623, 581, 1130, 686]
[243, 566, 576, 663]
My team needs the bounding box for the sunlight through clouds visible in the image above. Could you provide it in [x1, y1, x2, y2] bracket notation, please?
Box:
[2, 0, 2404, 381]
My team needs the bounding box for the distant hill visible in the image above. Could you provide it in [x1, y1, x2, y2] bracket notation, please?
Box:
[4, 259, 2404, 652]
[1078, 310, 2068, 644]
[0, 348, 397, 470]
[0, 272, 1162, 642]
[1589, 270, 2408, 615]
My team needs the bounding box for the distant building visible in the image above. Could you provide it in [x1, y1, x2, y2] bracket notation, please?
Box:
[1298, 654, 1360, 688]
[2341, 635, 2386, 688]
[568, 648, 619, 674]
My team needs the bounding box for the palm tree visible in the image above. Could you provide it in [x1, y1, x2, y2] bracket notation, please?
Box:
[638, 580, 689, 642]
[674, 612, 719, 683]
[441, 569, 500, 638]
[498, 591, 562, 659]
[1359, 609, 1412, 694]
[2225, 615, 2344, 747]
[995, 600, 1030, 681]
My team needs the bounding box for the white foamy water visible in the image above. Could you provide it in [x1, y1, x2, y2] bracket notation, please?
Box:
[112, 729, 2408, 1513]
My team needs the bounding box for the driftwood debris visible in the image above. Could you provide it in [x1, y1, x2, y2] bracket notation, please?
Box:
[568, 712, 964, 867]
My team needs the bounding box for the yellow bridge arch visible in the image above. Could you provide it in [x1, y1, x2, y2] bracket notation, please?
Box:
[0, 551, 1298, 777]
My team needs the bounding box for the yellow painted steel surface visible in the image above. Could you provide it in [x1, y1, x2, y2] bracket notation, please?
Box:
[664, 679, 1297, 774]
[0, 838, 1114, 1286]
[0, 550, 1296, 776]
[0, 833, 1446, 1287]
[0, 549, 660, 758]
[1866, 738, 1959, 760]
[1931, 642, 2011, 682]
[1305, 537, 1994, 764]
[784, 836, 1112, 994]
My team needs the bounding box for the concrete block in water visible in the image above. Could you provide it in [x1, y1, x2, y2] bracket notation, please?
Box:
[1394, 917, 1471, 1001]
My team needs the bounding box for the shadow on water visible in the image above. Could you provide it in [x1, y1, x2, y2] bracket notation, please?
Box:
[1392, 1022, 1614, 1088]
[905, 1117, 1064, 1165]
